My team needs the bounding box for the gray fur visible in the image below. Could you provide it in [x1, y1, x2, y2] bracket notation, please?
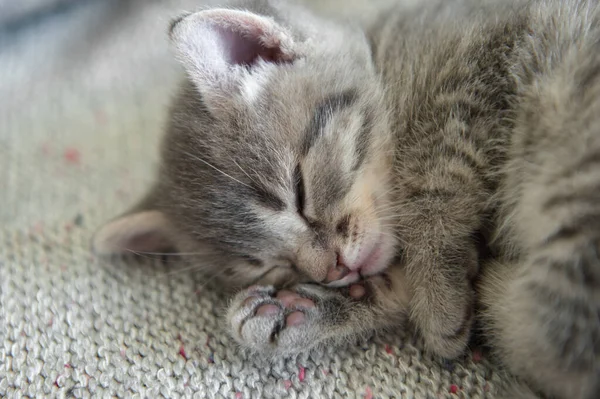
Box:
[94, 0, 600, 398]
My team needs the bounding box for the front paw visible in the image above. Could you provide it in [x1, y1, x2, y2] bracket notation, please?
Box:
[411, 281, 474, 359]
[227, 285, 324, 357]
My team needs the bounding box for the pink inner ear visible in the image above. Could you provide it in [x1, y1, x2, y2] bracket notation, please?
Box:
[170, 9, 298, 109]
[218, 25, 292, 66]
[92, 210, 174, 256]
[126, 232, 174, 253]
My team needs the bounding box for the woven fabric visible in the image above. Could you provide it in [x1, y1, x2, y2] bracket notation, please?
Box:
[0, 0, 509, 397]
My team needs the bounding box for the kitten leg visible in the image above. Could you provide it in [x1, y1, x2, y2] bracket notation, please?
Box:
[402, 231, 480, 360]
[226, 266, 410, 358]
[388, 92, 492, 360]
[393, 175, 485, 359]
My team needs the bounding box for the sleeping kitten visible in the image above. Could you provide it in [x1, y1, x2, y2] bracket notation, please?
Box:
[93, 0, 600, 397]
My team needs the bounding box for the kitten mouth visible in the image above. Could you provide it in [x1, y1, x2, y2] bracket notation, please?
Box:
[324, 239, 386, 288]
[324, 271, 360, 287]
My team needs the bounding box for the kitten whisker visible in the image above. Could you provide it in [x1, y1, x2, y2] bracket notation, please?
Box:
[232, 159, 261, 186]
[184, 264, 242, 292]
[248, 265, 279, 286]
[124, 249, 213, 256]
[373, 200, 409, 210]
[158, 262, 208, 277]
[372, 215, 401, 222]
[373, 210, 419, 219]
[373, 186, 396, 201]
[183, 151, 252, 189]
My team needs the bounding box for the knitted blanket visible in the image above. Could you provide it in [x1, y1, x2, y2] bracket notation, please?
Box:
[0, 0, 508, 397]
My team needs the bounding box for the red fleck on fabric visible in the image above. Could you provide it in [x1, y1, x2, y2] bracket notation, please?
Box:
[364, 386, 373, 399]
[178, 345, 187, 359]
[385, 344, 393, 354]
[450, 384, 459, 394]
[235, 392, 243, 399]
[298, 366, 305, 382]
[177, 334, 188, 359]
[283, 380, 292, 390]
[64, 147, 81, 164]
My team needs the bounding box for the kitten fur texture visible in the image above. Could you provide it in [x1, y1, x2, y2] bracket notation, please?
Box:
[94, 0, 600, 397]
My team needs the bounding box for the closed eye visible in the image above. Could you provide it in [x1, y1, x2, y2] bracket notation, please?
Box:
[294, 163, 306, 216]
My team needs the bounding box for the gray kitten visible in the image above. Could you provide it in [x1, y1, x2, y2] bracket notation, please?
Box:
[93, 0, 600, 397]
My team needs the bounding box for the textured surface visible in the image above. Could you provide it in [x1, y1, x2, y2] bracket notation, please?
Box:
[1, 0, 508, 397]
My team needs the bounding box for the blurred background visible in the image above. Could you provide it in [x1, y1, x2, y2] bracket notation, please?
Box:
[0, 0, 397, 229]
[0, 1, 503, 397]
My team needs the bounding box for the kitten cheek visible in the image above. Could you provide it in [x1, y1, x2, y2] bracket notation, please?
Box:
[359, 235, 398, 276]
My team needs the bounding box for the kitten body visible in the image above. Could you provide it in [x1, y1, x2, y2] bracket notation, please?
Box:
[94, 0, 600, 397]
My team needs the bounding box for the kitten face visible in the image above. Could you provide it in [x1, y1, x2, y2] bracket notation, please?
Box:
[94, 2, 398, 288]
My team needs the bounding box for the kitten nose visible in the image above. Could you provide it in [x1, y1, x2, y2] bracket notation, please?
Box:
[324, 253, 350, 283]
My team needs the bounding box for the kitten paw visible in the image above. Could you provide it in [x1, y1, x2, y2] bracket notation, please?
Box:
[411, 286, 474, 359]
[227, 285, 325, 356]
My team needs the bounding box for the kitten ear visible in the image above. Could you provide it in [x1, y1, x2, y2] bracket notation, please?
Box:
[168, 8, 299, 109]
[92, 210, 175, 256]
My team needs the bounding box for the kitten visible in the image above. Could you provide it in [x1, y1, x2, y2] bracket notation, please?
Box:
[93, 0, 600, 398]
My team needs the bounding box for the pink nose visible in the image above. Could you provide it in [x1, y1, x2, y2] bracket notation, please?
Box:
[324, 253, 350, 283]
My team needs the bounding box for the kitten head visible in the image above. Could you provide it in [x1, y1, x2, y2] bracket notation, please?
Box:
[93, 0, 397, 288]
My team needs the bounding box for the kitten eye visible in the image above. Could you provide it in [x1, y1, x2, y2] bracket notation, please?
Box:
[294, 164, 306, 215]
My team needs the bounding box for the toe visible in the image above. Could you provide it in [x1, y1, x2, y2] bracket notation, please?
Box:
[256, 304, 280, 316]
[349, 284, 366, 298]
[276, 290, 299, 307]
[285, 311, 306, 326]
[291, 298, 314, 309]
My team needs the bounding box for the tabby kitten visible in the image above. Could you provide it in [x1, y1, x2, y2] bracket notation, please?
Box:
[94, 0, 600, 397]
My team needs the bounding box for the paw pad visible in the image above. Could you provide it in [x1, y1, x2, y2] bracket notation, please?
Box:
[256, 304, 279, 316]
[285, 311, 306, 326]
[249, 290, 315, 327]
[276, 290, 315, 309]
[229, 284, 341, 354]
[242, 290, 315, 327]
